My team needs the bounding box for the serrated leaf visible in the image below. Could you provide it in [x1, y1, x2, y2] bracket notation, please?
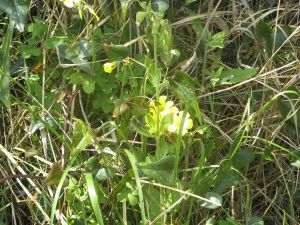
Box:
[103, 44, 129, 61]
[201, 192, 222, 209]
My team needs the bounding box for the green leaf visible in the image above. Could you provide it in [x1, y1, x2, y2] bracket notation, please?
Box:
[255, 21, 272, 55]
[207, 31, 228, 48]
[157, 19, 172, 65]
[277, 88, 300, 131]
[44, 36, 66, 49]
[272, 25, 293, 50]
[255, 21, 271, 41]
[152, 0, 169, 13]
[291, 160, 300, 168]
[214, 160, 243, 194]
[131, 117, 154, 137]
[218, 217, 242, 225]
[72, 118, 92, 153]
[248, 216, 264, 225]
[218, 68, 258, 85]
[95, 168, 114, 181]
[27, 22, 47, 38]
[136, 11, 147, 26]
[120, 0, 136, 22]
[22, 44, 41, 58]
[103, 44, 129, 61]
[201, 192, 222, 209]
[58, 44, 93, 74]
[0, 20, 14, 108]
[232, 149, 255, 169]
[171, 71, 196, 103]
[85, 173, 105, 225]
[140, 155, 175, 185]
[128, 193, 138, 206]
[0, 0, 29, 32]
[69, 72, 85, 85]
[82, 79, 95, 94]
[44, 162, 63, 186]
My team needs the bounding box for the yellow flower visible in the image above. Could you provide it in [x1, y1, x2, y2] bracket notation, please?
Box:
[168, 111, 193, 135]
[145, 96, 193, 136]
[103, 62, 116, 73]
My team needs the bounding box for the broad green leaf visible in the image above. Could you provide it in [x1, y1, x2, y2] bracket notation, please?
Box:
[44, 36, 66, 49]
[171, 71, 196, 103]
[140, 155, 175, 185]
[0, 0, 29, 32]
[82, 79, 95, 94]
[232, 149, 255, 169]
[69, 72, 85, 85]
[95, 168, 114, 181]
[214, 160, 243, 194]
[201, 192, 222, 209]
[248, 216, 264, 225]
[255, 21, 272, 55]
[27, 22, 47, 38]
[207, 31, 228, 48]
[85, 173, 105, 225]
[218, 68, 258, 85]
[58, 44, 93, 74]
[255, 21, 271, 41]
[103, 44, 129, 61]
[291, 160, 300, 168]
[271, 25, 293, 50]
[145, 56, 161, 87]
[22, 44, 41, 58]
[128, 193, 138, 206]
[44, 162, 63, 186]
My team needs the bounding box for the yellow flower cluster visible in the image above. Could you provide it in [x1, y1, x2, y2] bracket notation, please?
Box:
[145, 96, 193, 136]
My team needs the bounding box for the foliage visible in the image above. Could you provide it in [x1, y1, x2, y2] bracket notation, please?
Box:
[0, 0, 299, 225]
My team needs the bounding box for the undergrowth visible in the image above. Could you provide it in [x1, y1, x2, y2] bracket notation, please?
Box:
[0, 0, 299, 225]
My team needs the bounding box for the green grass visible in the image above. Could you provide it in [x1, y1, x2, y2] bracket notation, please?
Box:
[0, 0, 299, 224]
